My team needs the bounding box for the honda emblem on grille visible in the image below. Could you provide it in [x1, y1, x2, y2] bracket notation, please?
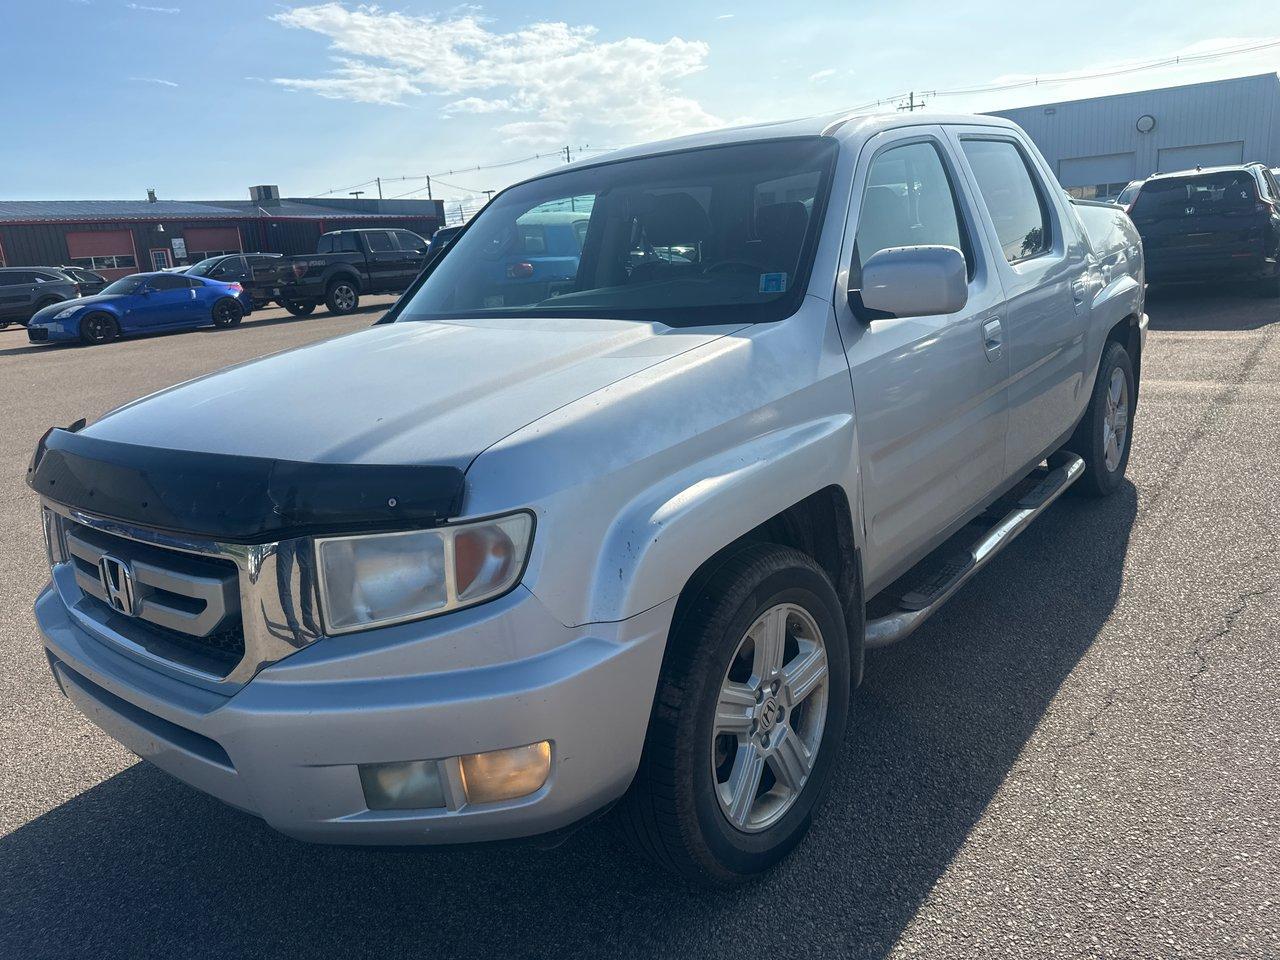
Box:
[98, 555, 137, 616]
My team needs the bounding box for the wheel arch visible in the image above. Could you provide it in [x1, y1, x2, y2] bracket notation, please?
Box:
[1106, 312, 1142, 405]
[670, 486, 865, 688]
[324, 268, 362, 293]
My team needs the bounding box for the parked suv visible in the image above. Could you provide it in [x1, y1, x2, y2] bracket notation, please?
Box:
[1129, 162, 1280, 293]
[30, 113, 1145, 885]
[0, 267, 80, 328]
[57, 266, 109, 296]
[186, 253, 284, 308]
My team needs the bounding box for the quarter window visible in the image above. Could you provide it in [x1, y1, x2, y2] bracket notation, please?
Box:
[961, 139, 1052, 263]
[853, 140, 971, 285]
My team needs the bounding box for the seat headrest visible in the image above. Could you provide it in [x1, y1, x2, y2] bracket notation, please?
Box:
[755, 201, 809, 244]
[641, 193, 711, 246]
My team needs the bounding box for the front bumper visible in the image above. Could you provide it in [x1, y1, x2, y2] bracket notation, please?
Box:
[37, 583, 671, 844]
[26, 317, 80, 342]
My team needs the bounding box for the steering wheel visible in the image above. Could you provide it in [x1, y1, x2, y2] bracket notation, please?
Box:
[702, 260, 762, 277]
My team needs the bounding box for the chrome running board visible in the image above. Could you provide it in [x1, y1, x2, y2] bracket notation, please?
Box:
[864, 452, 1085, 650]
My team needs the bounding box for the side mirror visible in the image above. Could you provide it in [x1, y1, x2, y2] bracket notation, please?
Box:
[853, 245, 967, 320]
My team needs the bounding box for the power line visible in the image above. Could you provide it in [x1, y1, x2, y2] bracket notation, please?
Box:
[843, 36, 1280, 115]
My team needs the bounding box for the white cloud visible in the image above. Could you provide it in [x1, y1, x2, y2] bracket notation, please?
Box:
[129, 76, 179, 87]
[808, 68, 837, 83]
[270, 4, 722, 144]
[126, 3, 180, 12]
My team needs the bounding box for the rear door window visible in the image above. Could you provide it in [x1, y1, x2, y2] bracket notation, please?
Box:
[338, 233, 361, 253]
[960, 138, 1052, 262]
[365, 231, 396, 252]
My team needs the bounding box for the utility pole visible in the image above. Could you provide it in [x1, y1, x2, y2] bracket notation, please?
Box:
[563, 145, 572, 163]
[350, 190, 365, 199]
[483, 189, 495, 201]
[376, 177, 383, 200]
[897, 91, 926, 112]
[426, 175, 432, 200]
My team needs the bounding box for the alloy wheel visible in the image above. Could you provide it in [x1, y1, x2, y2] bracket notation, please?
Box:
[1102, 367, 1129, 472]
[711, 603, 830, 833]
[333, 285, 356, 311]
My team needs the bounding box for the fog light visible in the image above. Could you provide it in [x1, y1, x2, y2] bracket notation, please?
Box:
[359, 759, 446, 810]
[459, 741, 551, 805]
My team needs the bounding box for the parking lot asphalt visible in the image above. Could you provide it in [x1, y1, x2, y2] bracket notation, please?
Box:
[1, 288, 1277, 959]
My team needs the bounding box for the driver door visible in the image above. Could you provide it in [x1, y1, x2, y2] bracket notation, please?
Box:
[834, 126, 1011, 594]
[130, 274, 197, 328]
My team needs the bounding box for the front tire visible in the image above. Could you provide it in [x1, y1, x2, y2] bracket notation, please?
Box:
[79, 312, 119, 345]
[280, 299, 317, 317]
[325, 280, 360, 315]
[1067, 340, 1135, 497]
[211, 298, 244, 328]
[616, 543, 851, 886]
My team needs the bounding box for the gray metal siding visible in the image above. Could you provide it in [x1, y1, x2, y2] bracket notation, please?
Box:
[991, 73, 1280, 184]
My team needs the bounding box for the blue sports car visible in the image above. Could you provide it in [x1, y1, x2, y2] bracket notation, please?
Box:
[26, 271, 253, 345]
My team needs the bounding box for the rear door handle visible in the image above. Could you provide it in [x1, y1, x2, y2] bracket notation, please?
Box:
[981, 317, 1003, 362]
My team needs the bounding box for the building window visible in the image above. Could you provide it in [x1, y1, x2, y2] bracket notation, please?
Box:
[1065, 182, 1130, 202]
[186, 249, 239, 261]
[70, 254, 138, 270]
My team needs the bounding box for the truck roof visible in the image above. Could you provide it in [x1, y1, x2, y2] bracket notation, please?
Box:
[518, 111, 1020, 189]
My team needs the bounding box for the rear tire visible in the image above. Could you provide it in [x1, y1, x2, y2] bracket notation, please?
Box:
[325, 280, 359, 315]
[1067, 340, 1134, 497]
[211, 298, 243, 328]
[281, 299, 317, 317]
[79, 313, 119, 345]
[615, 543, 851, 886]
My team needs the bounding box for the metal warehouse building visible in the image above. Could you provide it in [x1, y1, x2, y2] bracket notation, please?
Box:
[990, 73, 1280, 200]
[0, 185, 444, 279]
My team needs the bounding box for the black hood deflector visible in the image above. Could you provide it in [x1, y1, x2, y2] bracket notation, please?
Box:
[28, 426, 466, 543]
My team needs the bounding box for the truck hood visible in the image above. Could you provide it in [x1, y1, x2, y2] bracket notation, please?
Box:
[85, 317, 744, 469]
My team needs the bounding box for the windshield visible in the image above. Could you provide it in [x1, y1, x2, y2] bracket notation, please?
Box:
[1132, 171, 1258, 219]
[101, 276, 147, 295]
[397, 138, 838, 326]
[186, 258, 222, 277]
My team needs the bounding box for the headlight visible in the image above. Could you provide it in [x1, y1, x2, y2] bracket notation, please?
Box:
[315, 512, 534, 634]
[54, 306, 79, 320]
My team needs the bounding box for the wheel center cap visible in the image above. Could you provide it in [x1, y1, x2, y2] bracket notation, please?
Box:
[758, 697, 781, 732]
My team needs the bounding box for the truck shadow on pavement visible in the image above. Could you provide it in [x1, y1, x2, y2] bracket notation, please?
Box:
[0, 483, 1138, 960]
[1146, 284, 1279, 332]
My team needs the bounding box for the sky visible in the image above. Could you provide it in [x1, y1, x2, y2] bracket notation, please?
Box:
[2, 0, 1278, 212]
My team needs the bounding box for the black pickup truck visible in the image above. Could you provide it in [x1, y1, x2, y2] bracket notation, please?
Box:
[254, 228, 430, 316]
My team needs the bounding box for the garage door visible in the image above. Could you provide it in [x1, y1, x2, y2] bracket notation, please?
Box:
[1059, 153, 1137, 188]
[183, 227, 242, 260]
[1157, 141, 1244, 173]
[66, 230, 138, 280]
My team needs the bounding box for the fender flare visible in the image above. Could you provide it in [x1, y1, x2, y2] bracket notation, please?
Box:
[583, 413, 858, 626]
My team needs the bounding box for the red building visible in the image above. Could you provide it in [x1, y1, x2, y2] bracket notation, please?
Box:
[0, 186, 444, 279]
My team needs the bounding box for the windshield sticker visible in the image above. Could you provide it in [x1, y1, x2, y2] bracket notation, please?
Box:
[483, 295, 505, 308]
[759, 272, 788, 294]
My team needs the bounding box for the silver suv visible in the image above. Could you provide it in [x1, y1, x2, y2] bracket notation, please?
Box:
[0, 267, 79, 328]
[30, 112, 1145, 885]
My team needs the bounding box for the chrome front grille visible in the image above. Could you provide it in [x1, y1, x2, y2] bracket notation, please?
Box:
[64, 524, 240, 641]
[43, 502, 324, 689]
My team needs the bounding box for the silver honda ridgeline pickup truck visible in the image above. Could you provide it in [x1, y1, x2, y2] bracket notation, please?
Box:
[30, 113, 1145, 886]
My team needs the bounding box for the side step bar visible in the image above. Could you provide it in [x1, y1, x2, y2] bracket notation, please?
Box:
[864, 452, 1085, 650]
